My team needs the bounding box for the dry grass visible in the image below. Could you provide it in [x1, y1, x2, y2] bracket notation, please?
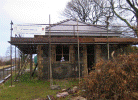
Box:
[0, 65, 11, 70]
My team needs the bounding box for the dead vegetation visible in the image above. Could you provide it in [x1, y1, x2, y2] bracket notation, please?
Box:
[80, 53, 138, 100]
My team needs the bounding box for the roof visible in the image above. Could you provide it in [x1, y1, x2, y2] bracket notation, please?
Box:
[10, 37, 138, 44]
[9, 37, 138, 54]
[45, 19, 121, 37]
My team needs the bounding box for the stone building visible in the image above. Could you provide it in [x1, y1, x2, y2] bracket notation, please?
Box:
[10, 19, 138, 79]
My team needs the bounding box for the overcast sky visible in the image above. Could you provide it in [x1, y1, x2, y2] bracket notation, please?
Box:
[0, 0, 70, 57]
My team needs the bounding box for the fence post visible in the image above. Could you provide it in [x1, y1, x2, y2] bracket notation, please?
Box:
[3, 66, 4, 79]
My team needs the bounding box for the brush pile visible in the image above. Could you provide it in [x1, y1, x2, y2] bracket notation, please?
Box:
[80, 53, 138, 99]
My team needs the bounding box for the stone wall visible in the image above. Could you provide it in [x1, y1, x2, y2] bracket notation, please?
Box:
[95, 45, 102, 64]
[51, 45, 56, 64]
[37, 44, 89, 79]
[82, 45, 88, 77]
[37, 43, 123, 79]
[69, 45, 75, 64]
[95, 44, 118, 63]
[37, 45, 43, 79]
[42, 45, 49, 79]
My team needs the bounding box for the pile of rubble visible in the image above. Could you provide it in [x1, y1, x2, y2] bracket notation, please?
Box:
[51, 85, 86, 100]
[34, 85, 87, 100]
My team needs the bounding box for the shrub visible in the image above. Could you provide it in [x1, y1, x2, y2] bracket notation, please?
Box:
[0, 60, 3, 66]
[4, 60, 11, 65]
[80, 53, 138, 100]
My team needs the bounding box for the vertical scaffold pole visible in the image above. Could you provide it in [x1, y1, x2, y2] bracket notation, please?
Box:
[10, 21, 13, 86]
[15, 35, 16, 76]
[77, 19, 81, 82]
[107, 30, 109, 60]
[49, 15, 53, 86]
[106, 17, 110, 60]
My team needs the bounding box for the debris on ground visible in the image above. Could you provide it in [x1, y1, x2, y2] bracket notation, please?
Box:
[50, 85, 61, 90]
[69, 96, 87, 100]
[46, 95, 55, 100]
[56, 86, 86, 99]
[34, 95, 55, 100]
[56, 92, 69, 98]
[72, 86, 79, 93]
[34, 86, 86, 100]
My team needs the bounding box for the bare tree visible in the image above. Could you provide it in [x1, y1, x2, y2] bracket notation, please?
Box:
[5, 46, 16, 60]
[63, 0, 91, 22]
[63, 0, 112, 24]
[0, 56, 4, 66]
[5, 46, 11, 60]
[108, 0, 138, 37]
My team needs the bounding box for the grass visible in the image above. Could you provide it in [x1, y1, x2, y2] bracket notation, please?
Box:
[0, 72, 79, 100]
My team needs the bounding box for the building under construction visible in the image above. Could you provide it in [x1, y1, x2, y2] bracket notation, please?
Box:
[9, 19, 138, 79]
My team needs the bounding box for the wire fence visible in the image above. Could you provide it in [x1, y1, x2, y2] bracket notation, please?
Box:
[0, 66, 16, 83]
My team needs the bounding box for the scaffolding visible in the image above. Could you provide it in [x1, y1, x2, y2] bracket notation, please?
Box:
[9, 19, 138, 87]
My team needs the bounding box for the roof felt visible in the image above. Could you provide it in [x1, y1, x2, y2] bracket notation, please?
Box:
[45, 19, 121, 37]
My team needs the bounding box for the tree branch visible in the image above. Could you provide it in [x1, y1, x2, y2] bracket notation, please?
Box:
[126, 0, 138, 12]
[110, 0, 132, 28]
[136, 0, 138, 6]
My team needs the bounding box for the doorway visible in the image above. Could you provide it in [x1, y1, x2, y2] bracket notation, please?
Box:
[87, 45, 95, 73]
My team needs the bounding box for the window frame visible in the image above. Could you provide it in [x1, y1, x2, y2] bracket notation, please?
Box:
[56, 45, 69, 62]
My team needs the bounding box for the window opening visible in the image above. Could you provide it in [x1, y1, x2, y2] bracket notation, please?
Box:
[56, 45, 69, 61]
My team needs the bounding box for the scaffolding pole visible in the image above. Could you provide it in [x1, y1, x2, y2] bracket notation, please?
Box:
[15, 35, 16, 76]
[10, 21, 13, 86]
[106, 17, 110, 60]
[49, 15, 53, 86]
[19, 50, 21, 72]
[77, 19, 81, 82]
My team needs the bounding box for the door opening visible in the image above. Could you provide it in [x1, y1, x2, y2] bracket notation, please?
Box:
[87, 45, 95, 73]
